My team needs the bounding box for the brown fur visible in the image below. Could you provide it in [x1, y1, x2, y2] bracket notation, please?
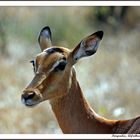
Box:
[50, 69, 116, 133]
[50, 69, 140, 134]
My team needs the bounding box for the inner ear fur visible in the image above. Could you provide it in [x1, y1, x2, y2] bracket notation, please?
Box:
[38, 26, 52, 51]
[70, 31, 104, 64]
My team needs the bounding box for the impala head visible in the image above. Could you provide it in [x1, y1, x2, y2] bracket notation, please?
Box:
[21, 26, 103, 107]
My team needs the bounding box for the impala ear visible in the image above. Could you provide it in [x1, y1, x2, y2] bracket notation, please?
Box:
[70, 31, 103, 64]
[38, 26, 52, 51]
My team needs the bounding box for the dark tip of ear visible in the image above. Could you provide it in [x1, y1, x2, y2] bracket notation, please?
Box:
[40, 26, 52, 41]
[41, 26, 51, 33]
[95, 31, 104, 40]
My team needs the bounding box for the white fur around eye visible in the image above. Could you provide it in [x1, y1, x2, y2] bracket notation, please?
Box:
[49, 60, 62, 72]
[43, 48, 49, 54]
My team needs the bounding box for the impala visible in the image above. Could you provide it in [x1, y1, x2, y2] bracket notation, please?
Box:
[21, 26, 140, 134]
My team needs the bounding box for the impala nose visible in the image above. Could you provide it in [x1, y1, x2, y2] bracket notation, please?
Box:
[22, 92, 35, 101]
[21, 91, 36, 105]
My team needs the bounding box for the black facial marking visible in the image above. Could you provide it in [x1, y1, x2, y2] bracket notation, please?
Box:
[45, 48, 63, 55]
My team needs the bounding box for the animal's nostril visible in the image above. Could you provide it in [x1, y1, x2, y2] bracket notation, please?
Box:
[22, 92, 35, 100]
[28, 92, 36, 99]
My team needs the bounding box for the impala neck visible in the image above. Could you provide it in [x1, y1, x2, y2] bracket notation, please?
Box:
[50, 69, 116, 134]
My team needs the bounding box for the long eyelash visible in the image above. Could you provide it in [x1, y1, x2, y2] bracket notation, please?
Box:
[30, 60, 36, 73]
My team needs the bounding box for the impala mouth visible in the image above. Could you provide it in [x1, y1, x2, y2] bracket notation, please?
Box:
[25, 103, 37, 108]
[21, 97, 38, 107]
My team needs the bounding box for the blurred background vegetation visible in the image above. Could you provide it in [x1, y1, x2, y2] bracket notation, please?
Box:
[0, 6, 140, 134]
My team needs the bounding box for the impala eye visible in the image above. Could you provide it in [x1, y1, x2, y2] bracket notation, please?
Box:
[54, 60, 67, 72]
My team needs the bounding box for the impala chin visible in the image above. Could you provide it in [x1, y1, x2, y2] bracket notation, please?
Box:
[21, 97, 40, 107]
[21, 98, 40, 107]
